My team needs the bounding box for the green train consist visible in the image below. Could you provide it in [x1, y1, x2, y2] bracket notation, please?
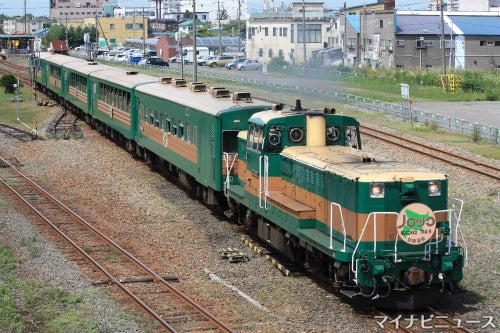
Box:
[33, 52, 467, 309]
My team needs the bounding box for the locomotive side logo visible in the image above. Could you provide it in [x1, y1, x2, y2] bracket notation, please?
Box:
[396, 203, 436, 245]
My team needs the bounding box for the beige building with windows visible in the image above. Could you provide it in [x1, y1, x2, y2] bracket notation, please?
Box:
[83, 16, 148, 47]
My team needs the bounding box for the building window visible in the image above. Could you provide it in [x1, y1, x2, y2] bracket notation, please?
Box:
[110, 23, 115, 30]
[379, 19, 383, 28]
[258, 48, 263, 57]
[268, 49, 273, 58]
[283, 27, 287, 37]
[264, 27, 268, 36]
[297, 24, 322, 43]
[273, 27, 277, 36]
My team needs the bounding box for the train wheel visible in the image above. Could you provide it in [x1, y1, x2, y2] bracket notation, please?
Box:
[448, 281, 460, 293]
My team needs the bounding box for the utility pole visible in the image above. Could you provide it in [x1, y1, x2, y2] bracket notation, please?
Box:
[218, 0, 222, 55]
[440, 0, 446, 76]
[142, 8, 146, 57]
[193, 0, 197, 82]
[302, 0, 306, 66]
[237, 0, 241, 54]
[24, 0, 27, 34]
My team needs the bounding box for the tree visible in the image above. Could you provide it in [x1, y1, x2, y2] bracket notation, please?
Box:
[0, 74, 21, 94]
[42, 24, 66, 46]
[222, 20, 246, 39]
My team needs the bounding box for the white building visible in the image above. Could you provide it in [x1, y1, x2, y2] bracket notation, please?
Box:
[3, 19, 45, 35]
[246, 2, 333, 65]
[428, 0, 500, 11]
[147, 0, 247, 21]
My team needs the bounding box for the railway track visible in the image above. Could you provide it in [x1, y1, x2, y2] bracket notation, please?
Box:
[0, 155, 235, 333]
[0, 59, 32, 85]
[0, 123, 42, 141]
[361, 125, 500, 182]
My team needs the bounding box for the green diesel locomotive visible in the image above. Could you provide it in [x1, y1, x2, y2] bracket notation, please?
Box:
[33, 52, 466, 310]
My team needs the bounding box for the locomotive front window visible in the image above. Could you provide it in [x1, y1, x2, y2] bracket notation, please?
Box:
[247, 123, 264, 152]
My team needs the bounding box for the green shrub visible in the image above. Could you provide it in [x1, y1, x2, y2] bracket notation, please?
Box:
[0, 74, 22, 94]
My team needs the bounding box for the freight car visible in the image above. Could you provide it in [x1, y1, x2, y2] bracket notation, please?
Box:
[32, 52, 467, 310]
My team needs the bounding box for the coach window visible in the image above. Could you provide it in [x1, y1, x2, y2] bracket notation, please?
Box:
[186, 123, 191, 144]
[192, 126, 198, 146]
[155, 111, 160, 127]
[172, 119, 177, 135]
[125, 92, 131, 113]
[159, 114, 165, 130]
[179, 122, 184, 139]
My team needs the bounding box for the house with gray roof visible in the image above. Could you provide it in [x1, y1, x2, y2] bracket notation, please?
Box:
[394, 11, 500, 70]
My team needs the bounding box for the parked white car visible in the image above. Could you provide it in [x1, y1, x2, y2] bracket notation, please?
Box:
[237, 59, 262, 71]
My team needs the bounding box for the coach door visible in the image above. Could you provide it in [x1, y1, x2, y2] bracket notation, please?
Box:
[222, 130, 239, 195]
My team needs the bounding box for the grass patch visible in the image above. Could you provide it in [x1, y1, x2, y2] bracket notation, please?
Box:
[0, 82, 59, 131]
[0, 242, 103, 332]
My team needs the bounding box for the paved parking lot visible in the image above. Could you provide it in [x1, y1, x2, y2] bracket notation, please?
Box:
[412, 101, 500, 128]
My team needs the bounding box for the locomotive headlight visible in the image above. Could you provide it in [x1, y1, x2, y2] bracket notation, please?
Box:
[370, 183, 385, 198]
[428, 181, 441, 196]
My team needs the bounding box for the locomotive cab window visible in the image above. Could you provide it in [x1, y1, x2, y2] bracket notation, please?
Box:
[266, 126, 282, 154]
[345, 126, 358, 148]
[222, 131, 239, 153]
[247, 123, 264, 152]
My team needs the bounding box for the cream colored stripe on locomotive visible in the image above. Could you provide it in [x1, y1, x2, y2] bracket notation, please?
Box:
[236, 160, 445, 242]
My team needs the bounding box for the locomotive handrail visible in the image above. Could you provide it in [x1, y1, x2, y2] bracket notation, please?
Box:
[259, 155, 269, 209]
[223, 152, 238, 197]
[330, 202, 347, 252]
[434, 198, 468, 266]
[351, 211, 398, 278]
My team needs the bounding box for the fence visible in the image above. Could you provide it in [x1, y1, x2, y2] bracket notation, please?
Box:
[208, 72, 499, 144]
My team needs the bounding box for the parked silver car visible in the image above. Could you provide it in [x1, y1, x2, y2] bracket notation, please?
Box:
[237, 59, 262, 71]
[225, 58, 246, 69]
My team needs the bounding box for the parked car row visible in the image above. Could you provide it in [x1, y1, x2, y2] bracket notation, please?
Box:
[74, 47, 261, 71]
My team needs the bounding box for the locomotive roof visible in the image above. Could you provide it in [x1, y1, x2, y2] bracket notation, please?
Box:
[281, 146, 447, 181]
